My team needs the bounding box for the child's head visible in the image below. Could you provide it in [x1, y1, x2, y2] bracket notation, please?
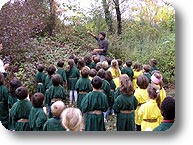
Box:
[106, 57, 113, 66]
[120, 74, 134, 95]
[89, 69, 97, 78]
[137, 75, 149, 89]
[161, 96, 175, 120]
[84, 55, 92, 65]
[10, 78, 22, 96]
[102, 61, 109, 70]
[133, 62, 141, 71]
[147, 84, 161, 107]
[47, 65, 56, 76]
[126, 60, 132, 67]
[77, 58, 85, 70]
[32, 93, 44, 108]
[52, 74, 62, 86]
[97, 69, 106, 79]
[57, 60, 64, 68]
[91, 76, 102, 90]
[0, 73, 5, 85]
[61, 107, 83, 131]
[151, 72, 163, 88]
[81, 66, 90, 78]
[51, 101, 65, 118]
[105, 71, 113, 82]
[117, 59, 122, 67]
[68, 59, 75, 68]
[95, 62, 102, 71]
[93, 56, 100, 64]
[143, 64, 151, 73]
[150, 58, 157, 66]
[111, 59, 119, 69]
[15, 86, 28, 100]
[37, 64, 45, 72]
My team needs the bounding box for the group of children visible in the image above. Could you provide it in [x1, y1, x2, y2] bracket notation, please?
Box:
[0, 54, 175, 131]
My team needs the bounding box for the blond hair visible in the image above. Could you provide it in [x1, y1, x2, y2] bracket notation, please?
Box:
[61, 107, 83, 131]
[120, 74, 134, 96]
[51, 101, 65, 117]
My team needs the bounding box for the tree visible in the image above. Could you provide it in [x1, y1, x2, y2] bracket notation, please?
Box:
[113, 0, 122, 35]
[102, 0, 114, 34]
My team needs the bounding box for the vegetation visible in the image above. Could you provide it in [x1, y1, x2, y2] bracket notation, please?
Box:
[0, 0, 175, 95]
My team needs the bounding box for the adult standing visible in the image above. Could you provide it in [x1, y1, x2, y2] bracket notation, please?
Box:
[0, 42, 9, 77]
[87, 31, 108, 62]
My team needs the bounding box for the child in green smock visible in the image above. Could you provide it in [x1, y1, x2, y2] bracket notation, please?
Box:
[75, 66, 92, 109]
[0, 73, 9, 129]
[121, 60, 134, 80]
[35, 64, 46, 94]
[45, 74, 66, 118]
[9, 86, 32, 131]
[29, 93, 47, 131]
[44, 65, 56, 91]
[113, 74, 138, 131]
[66, 59, 80, 105]
[81, 76, 109, 131]
[8, 78, 22, 109]
[56, 60, 67, 87]
[43, 101, 66, 131]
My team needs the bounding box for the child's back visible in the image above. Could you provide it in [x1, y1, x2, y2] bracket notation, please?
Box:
[0, 73, 9, 129]
[43, 101, 66, 131]
[9, 86, 32, 131]
[29, 93, 47, 131]
[75, 67, 92, 109]
[81, 76, 109, 131]
[113, 74, 138, 131]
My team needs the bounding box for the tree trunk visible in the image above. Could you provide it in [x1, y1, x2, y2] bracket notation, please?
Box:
[49, 0, 56, 36]
[113, 0, 122, 35]
[102, 0, 114, 34]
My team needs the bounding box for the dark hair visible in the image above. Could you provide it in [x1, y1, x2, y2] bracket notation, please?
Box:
[52, 74, 62, 86]
[37, 64, 45, 72]
[120, 74, 134, 96]
[57, 60, 64, 68]
[47, 65, 56, 77]
[150, 58, 157, 66]
[81, 67, 90, 78]
[147, 84, 161, 108]
[0, 73, 5, 85]
[106, 57, 113, 66]
[97, 69, 106, 79]
[89, 69, 97, 78]
[32, 93, 44, 108]
[91, 76, 102, 90]
[95, 62, 102, 71]
[69, 54, 76, 59]
[105, 71, 113, 82]
[93, 56, 100, 64]
[10, 78, 22, 96]
[77, 58, 85, 70]
[143, 64, 151, 72]
[126, 60, 132, 67]
[74, 57, 79, 65]
[68, 59, 75, 71]
[15, 86, 28, 100]
[137, 75, 149, 89]
[161, 96, 175, 120]
[84, 55, 92, 65]
[117, 59, 122, 67]
[133, 62, 141, 72]
[99, 32, 106, 38]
